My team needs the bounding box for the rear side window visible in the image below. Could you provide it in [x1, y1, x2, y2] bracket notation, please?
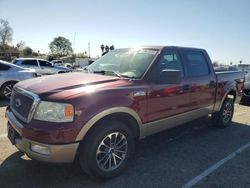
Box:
[22, 60, 38, 66]
[184, 51, 210, 77]
[0, 63, 10, 71]
[39, 60, 52, 67]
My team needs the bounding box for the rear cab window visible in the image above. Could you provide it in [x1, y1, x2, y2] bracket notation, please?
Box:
[183, 50, 210, 77]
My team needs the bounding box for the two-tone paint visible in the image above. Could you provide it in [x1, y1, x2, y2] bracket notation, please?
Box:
[6, 46, 245, 163]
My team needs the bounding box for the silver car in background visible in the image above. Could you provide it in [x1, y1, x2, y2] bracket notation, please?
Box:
[13, 58, 71, 76]
[0, 60, 37, 99]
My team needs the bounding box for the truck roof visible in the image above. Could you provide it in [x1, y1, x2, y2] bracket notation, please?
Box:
[130, 45, 206, 51]
[15, 57, 48, 61]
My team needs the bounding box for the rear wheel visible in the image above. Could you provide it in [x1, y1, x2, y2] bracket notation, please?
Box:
[79, 120, 134, 179]
[0, 82, 16, 99]
[212, 98, 234, 128]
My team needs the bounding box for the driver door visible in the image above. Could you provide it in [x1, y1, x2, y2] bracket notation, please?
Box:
[147, 49, 191, 122]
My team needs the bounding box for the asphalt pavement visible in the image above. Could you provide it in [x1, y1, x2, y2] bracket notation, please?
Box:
[0, 100, 250, 188]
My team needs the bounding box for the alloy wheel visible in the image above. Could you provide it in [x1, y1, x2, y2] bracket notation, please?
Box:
[96, 132, 128, 172]
[222, 102, 233, 123]
[3, 84, 13, 99]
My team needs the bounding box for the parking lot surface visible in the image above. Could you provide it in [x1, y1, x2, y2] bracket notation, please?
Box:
[0, 100, 250, 188]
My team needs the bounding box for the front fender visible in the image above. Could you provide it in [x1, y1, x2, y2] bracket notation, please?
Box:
[75, 107, 142, 141]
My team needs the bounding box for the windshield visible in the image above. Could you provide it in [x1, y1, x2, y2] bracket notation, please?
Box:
[87, 48, 158, 78]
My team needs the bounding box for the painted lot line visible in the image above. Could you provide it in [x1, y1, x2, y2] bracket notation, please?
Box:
[182, 142, 250, 188]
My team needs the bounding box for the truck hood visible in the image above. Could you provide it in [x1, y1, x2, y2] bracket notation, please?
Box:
[16, 73, 130, 99]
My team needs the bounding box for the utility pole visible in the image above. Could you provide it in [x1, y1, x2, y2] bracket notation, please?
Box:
[73, 32, 76, 53]
[88, 42, 90, 58]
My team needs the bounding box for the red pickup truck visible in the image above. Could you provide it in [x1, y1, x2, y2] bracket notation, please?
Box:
[6, 46, 244, 179]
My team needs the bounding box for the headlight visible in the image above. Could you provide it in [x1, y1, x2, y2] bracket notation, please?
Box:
[34, 101, 74, 122]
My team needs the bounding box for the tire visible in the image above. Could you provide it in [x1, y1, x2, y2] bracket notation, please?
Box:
[79, 120, 134, 179]
[0, 81, 16, 99]
[212, 98, 234, 128]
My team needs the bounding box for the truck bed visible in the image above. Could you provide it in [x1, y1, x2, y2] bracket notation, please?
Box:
[214, 70, 245, 111]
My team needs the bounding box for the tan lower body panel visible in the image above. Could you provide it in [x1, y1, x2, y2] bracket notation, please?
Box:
[15, 137, 79, 163]
[141, 106, 214, 137]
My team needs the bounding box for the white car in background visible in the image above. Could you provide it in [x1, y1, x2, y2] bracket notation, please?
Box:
[0, 60, 37, 99]
[51, 60, 73, 69]
[13, 58, 71, 76]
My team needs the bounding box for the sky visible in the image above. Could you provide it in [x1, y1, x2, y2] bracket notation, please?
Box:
[0, 0, 250, 64]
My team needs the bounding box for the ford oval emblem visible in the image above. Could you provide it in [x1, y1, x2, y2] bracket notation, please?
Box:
[15, 98, 22, 108]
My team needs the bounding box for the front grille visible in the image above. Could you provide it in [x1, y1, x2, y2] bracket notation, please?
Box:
[10, 87, 40, 123]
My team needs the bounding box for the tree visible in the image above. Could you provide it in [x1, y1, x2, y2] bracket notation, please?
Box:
[23, 46, 33, 56]
[0, 19, 13, 50]
[105, 45, 109, 52]
[49, 36, 73, 56]
[100, 44, 105, 53]
[110, 45, 115, 51]
[16, 41, 25, 51]
[100, 44, 115, 56]
[213, 61, 219, 67]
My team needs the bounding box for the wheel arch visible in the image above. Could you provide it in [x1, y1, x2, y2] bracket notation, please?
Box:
[75, 107, 142, 142]
[0, 80, 18, 89]
[218, 88, 236, 111]
[0, 80, 19, 98]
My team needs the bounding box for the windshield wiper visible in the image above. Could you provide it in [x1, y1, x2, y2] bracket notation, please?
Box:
[93, 70, 122, 78]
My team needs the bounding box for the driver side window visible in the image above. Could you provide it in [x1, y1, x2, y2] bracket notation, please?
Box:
[158, 51, 184, 77]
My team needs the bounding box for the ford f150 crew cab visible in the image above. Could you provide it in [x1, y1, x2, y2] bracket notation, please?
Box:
[6, 46, 245, 179]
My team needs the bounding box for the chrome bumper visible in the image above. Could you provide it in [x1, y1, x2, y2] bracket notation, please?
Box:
[6, 111, 79, 163]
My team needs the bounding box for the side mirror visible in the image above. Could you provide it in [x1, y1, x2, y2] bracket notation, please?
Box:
[158, 69, 181, 84]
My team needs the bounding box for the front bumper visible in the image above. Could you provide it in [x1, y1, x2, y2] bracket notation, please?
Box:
[6, 111, 79, 163]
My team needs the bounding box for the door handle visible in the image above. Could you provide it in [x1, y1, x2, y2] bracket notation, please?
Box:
[209, 81, 216, 87]
[183, 84, 190, 92]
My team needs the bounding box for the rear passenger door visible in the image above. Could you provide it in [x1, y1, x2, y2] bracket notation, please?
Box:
[181, 50, 216, 111]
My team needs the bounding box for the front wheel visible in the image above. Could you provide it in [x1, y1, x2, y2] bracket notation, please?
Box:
[79, 120, 134, 179]
[0, 82, 16, 99]
[212, 98, 234, 128]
